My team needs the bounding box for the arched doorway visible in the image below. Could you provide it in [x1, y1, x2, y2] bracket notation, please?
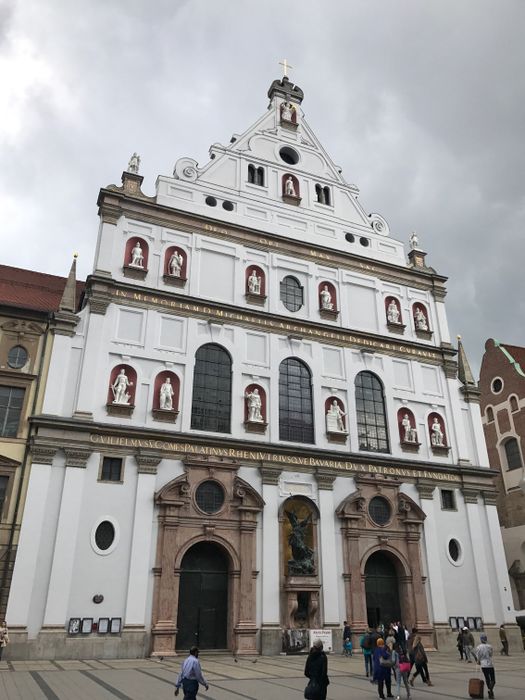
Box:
[177, 541, 229, 649]
[365, 551, 401, 629]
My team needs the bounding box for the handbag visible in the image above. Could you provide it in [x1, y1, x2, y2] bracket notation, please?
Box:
[380, 655, 395, 668]
[399, 662, 411, 674]
[304, 679, 321, 700]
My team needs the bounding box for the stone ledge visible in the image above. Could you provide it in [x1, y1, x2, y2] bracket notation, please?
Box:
[244, 420, 268, 434]
[123, 265, 147, 281]
[245, 292, 267, 306]
[162, 274, 187, 288]
[152, 408, 179, 423]
[106, 403, 134, 417]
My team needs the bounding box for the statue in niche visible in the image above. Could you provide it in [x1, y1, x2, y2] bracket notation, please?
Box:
[414, 306, 428, 331]
[245, 387, 263, 423]
[127, 152, 140, 174]
[281, 101, 295, 122]
[247, 269, 261, 294]
[111, 369, 133, 405]
[387, 299, 401, 324]
[320, 285, 334, 310]
[159, 377, 175, 410]
[401, 413, 418, 443]
[285, 176, 297, 197]
[430, 417, 445, 447]
[409, 231, 420, 249]
[285, 510, 315, 575]
[168, 250, 183, 277]
[129, 241, 144, 268]
[326, 399, 346, 433]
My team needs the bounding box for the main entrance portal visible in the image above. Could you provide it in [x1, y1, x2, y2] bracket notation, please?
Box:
[365, 552, 401, 628]
[177, 542, 228, 649]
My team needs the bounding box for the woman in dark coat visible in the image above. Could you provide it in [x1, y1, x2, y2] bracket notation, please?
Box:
[304, 638, 330, 700]
[372, 638, 393, 699]
[409, 635, 433, 686]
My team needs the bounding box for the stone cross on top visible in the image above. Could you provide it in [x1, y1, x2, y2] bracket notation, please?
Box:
[279, 58, 293, 78]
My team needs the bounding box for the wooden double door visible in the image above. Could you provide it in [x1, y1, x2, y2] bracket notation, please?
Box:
[177, 542, 228, 650]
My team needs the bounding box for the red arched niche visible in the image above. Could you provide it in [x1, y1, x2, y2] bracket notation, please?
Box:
[124, 237, 149, 270]
[244, 384, 266, 423]
[325, 396, 346, 431]
[282, 174, 300, 198]
[107, 364, 137, 406]
[152, 370, 180, 411]
[412, 303, 430, 331]
[428, 412, 447, 447]
[318, 282, 337, 311]
[397, 408, 418, 444]
[245, 266, 266, 296]
[164, 246, 187, 279]
[385, 296, 403, 325]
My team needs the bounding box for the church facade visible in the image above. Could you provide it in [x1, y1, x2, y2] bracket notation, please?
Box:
[6, 76, 518, 659]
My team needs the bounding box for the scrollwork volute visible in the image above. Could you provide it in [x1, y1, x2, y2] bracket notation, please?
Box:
[173, 157, 199, 181]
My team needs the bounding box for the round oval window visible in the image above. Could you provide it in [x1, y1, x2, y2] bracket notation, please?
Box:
[8, 345, 28, 369]
[195, 481, 225, 514]
[491, 378, 503, 394]
[95, 521, 115, 551]
[448, 538, 460, 562]
[369, 496, 391, 526]
[279, 146, 299, 165]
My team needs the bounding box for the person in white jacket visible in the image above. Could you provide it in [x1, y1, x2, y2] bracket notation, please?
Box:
[474, 634, 496, 699]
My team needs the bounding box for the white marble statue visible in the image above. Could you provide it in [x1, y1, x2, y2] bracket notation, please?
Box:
[320, 285, 334, 310]
[281, 101, 295, 122]
[414, 306, 428, 331]
[247, 269, 261, 294]
[169, 250, 183, 277]
[387, 299, 400, 324]
[127, 152, 140, 174]
[129, 241, 144, 268]
[159, 377, 175, 410]
[409, 231, 419, 249]
[245, 388, 263, 423]
[111, 369, 133, 405]
[430, 418, 445, 447]
[285, 176, 297, 197]
[326, 399, 346, 432]
[401, 414, 417, 443]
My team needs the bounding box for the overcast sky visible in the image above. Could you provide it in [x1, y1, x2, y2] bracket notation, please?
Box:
[1, 0, 524, 376]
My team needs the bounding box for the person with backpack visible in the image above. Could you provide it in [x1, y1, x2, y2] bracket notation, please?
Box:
[360, 628, 374, 677]
[391, 642, 411, 700]
[409, 636, 433, 687]
[373, 638, 394, 699]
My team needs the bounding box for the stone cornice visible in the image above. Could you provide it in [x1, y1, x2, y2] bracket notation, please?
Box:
[482, 489, 498, 506]
[460, 384, 482, 404]
[462, 487, 481, 504]
[30, 441, 58, 465]
[315, 470, 336, 490]
[64, 446, 92, 468]
[96, 187, 448, 294]
[135, 450, 162, 474]
[416, 480, 436, 500]
[85, 275, 457, 368]
[259, 465, 282, 485]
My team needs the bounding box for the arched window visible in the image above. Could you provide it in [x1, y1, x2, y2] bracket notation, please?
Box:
[355, 371, 389, 453]
[280, 276, 303, 312]
[315, 184, 324, 204]
[486, 407, 494, 422]
[279, 358, 314, 443]
[503, 438, 522, 470]
[323, 186, 331, 206]
[510, 395, 519, 412]
[248, 164, 255, 184]
[191, 344, 232, 433]
[256, 166, 265, 186]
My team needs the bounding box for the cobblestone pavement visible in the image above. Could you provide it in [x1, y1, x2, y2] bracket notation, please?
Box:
[0, 651, 524, 699]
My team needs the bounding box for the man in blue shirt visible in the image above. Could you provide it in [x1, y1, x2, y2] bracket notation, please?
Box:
[174, 646, 209, 699]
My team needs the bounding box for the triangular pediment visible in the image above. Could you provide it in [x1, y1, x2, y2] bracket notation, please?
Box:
[0, 454, 20, 469]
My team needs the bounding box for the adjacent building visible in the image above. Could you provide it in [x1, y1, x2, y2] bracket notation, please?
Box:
[6, 76, 519, 659]
[0, 262, 82, 618]
[479, 339, 525, 617]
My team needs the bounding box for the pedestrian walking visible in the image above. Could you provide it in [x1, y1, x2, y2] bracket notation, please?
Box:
[474, 634, 496, 699]
[462, 626, 475, 662]
[174, 647, 209, 699]
[373, 638, 394, 699]
[304, 638, 330, 700]
[456, 630, 464, 660]
[360, 628, 374, 677]
[0, 621, 9, 661]
[409, 636, 433, 687]
[392, 642, 411, 700]
[342, 620, 352, 656]
[499, 625, 509, 656]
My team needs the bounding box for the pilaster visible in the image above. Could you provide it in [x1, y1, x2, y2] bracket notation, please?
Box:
[316, 474, 339, 625]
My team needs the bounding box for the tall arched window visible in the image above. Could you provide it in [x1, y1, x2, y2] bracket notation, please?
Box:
[355, 371, 389, 453]
[248, 164, 255, 184]
[279, 358, 314, 443]
[503, 438, 522, 470]
[191, 344, 232, 433]
[280, 276, 303, 312]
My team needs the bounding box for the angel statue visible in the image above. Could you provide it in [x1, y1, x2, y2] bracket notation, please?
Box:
[285, 509, 315, 575]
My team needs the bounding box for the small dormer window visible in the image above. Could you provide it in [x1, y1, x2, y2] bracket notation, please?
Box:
[315, 184, 331, 206]
[248, 164, 265, 186]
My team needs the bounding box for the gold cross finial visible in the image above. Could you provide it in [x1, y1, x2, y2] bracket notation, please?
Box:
[279, 59, 293, 78]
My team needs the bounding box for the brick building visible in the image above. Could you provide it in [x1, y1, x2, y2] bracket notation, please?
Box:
[479, 339, 525, 614]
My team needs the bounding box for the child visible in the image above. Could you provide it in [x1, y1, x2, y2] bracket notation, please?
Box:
[344, 638, 353, 657]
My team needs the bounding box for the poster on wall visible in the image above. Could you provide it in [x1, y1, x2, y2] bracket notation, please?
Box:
[309, 629, 333, 653]
[282, 629, 309, 654]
